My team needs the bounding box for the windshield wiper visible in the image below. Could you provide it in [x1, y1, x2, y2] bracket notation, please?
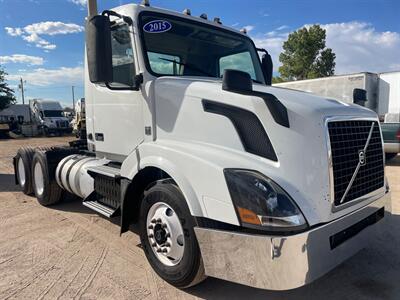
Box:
[158, 57, 215, 77]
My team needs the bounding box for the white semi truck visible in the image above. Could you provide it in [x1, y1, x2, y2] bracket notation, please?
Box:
[13, 0, 391, 290]
[30, 99, 72, 135]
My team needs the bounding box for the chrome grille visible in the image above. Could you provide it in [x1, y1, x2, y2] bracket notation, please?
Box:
[328, 120, 384, 206]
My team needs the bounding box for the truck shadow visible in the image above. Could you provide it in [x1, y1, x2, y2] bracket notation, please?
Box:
[386, 155, 400, 166]
[48, 193, 95, 215]
[0, 173, 21, 192]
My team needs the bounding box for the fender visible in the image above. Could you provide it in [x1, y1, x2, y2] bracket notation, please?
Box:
[120, 141, 239, 225]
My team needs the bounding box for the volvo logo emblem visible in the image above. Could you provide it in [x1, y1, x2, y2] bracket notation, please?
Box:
[358, 150, 366, 166]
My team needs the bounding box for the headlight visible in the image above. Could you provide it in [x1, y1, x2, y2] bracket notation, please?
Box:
[224, 169, 307, 232]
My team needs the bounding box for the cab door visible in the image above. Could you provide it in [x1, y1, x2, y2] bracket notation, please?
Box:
[91, 21, 144, 159]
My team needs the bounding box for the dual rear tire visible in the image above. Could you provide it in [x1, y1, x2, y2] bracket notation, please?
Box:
[15, 148, 62, 206]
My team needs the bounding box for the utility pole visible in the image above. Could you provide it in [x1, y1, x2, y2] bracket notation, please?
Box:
[72, 86, 75, 114]
[19, 77, 25, 104]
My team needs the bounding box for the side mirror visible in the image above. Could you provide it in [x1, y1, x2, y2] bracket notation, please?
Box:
[222, 69, 253, 92]
[353, 88, 367, 106]
[261, 53, 273, 86]
[86, 15, 113, 84]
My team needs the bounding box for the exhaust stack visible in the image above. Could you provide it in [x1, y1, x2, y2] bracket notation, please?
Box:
[87, 0, 98, 17]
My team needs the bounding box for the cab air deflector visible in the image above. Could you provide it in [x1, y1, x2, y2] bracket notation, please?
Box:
[202, 100, 278, 161]
[227, 90, 290, 128]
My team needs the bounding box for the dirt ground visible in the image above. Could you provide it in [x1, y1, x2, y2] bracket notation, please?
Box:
[0, 137, 399, 300]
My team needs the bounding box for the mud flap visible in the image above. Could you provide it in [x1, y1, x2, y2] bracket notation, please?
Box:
[13, 156, 19, 185]
[120, 178, 132, 235]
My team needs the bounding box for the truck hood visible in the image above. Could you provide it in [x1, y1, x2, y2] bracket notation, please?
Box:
[161, 76, 376, 118]
[153, 76, 381, 225]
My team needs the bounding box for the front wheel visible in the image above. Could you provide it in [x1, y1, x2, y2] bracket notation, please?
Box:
[139, 180, 206, 288]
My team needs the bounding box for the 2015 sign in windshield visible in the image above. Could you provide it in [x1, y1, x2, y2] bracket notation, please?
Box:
[143, 20, 172, 33]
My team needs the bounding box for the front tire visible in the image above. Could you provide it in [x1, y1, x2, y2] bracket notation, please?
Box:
[139, 180, 206, 288]
[31, 151, 63, 206]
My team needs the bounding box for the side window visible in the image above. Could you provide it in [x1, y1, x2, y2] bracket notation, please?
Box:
[219, 51, 256, 80]
[110, 23, 135, 87]
[148, 52, 181, 75]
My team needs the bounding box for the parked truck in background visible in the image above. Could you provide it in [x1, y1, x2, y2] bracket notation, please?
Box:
[0, 104, 38, 137]
[275, 72, 400, 160]
[0, 116, 10, 138]
[29, 99, 72, 136]
[71, 98, 86, 139]
[13, 0, 391, 290]
[382, 113, 400, 160]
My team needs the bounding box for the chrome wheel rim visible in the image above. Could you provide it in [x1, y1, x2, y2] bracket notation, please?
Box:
[17, 158, 26, 186]
[34, 162, 44, 196]
[147, 202, 185, 266]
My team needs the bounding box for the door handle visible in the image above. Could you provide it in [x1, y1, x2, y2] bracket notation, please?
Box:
[95, 133, 104, 141]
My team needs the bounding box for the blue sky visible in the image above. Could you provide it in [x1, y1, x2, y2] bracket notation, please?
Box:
[1, 0, 399, 107]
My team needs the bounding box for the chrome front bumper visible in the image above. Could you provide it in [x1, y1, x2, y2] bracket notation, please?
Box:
[194, 191, 391, 290]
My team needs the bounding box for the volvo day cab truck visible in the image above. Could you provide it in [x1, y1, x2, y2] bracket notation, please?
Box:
[14, 0, 391, 290]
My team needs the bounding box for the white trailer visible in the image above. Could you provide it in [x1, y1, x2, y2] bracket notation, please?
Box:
[13, 0, 390, 291]
[274, 72, 379, 111]
[379, 71, 400, 116]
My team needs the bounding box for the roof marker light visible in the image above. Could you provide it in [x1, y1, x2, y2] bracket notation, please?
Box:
[240, 28, 247, 34]
[141, 0, 150, 7]
[213, 17, 222, 24]
[200, 13, 208, 20]
[183, 9, 191, 15]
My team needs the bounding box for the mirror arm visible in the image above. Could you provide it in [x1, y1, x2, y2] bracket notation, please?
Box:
[256, 47, 268, 54]
[102, 10, 133, 25]
[104, 73, 143, 91]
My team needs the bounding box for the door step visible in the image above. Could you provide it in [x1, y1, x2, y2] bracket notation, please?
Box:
[83, 200, 120, 218]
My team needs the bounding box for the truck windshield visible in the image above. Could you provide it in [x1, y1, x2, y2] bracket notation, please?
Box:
[44, 110, 63, 117]
[139, 12, 265, 83]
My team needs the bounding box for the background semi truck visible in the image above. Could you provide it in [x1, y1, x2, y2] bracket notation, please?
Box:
[29, 99, 72, 135]
[274, 72, 400, 160]
[0, 100, 73, 137]
[13, 0, 390, 290]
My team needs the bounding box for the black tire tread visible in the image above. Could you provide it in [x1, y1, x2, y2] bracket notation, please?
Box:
[32, 151, 63, 206]
[139, 180, 206, 288]
[16, 147, 36, 195]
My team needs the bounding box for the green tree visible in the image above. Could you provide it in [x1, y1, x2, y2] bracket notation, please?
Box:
[278, 25, 336, 81]
[272, 76, 285, 84]
[0, 65, 16, 110]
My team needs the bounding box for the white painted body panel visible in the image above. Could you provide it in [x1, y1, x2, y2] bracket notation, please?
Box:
[83, 3, 384, 228]
[379, 71, 400, 116]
